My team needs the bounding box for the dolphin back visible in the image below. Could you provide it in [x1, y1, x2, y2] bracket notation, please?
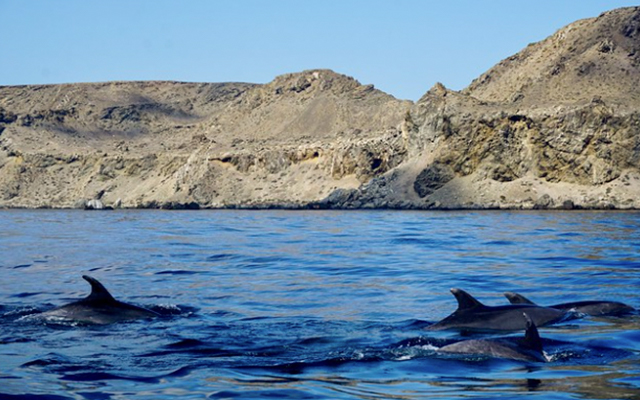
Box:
[82, 275, 117, 303]
[428, 289, 564, 332]
[450, 288, 485, 310]
[504, 292, 536, 305]
[438, 313, 547, 362]
[40, 275, 160, 325]
[552, 300, 635, 316]
[505, 291, 635, 316]
[520, 313, 543, 354]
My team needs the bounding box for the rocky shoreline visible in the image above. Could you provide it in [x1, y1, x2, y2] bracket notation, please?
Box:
[1, 7, 640, 210]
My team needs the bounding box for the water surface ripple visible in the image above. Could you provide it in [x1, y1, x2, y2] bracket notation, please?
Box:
[1, 210, 639, 399]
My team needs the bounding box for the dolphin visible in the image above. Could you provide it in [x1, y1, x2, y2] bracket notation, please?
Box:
[427, 288, 565, 332]
[39, 275, 160, 325]
[504, 292, 635, 317]
[439, 313, 547, 362]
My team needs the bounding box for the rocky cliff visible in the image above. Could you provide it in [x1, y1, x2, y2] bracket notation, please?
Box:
[0, 71, 410, 208]
[324, 6, 640, 210]
[1, 7, 640, 210]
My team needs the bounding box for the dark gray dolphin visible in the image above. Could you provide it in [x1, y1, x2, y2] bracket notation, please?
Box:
[427, 288, 565, 332]
[40, 275, 160, 325]
[504, 292, 635, 317]
[439, 313, 547, 362]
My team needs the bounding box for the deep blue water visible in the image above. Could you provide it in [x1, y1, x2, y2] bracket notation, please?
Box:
[1, 210, 639, 399]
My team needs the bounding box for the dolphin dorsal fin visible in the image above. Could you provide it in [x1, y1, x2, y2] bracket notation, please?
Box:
[522, 313, 543, 353]
[83, 275, 117, 303]
[505, 292, 536, 305]
[450, 288, 484, 310]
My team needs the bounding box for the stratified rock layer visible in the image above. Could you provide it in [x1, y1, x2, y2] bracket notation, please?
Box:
[1, 7, 640, 209]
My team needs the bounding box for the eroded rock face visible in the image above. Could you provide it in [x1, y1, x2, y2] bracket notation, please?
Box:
[343, 82, 640, 210]
[414, 163, 455, 198]
[1, 8, 640, 210]
[0, 70, 411, 209]
[463, 7, 640, 109]
[410, 96, 640, 187]
[321, 7, 640, 210]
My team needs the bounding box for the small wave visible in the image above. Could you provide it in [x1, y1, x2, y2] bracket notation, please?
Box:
[403, 319, 433, 329]
[168, 252, 197, 259]
[152, 303, 192, 313]
[21, 353, 73, 368]
[34, 315, 83, 327]
[252, 356, 367, 374]
[209, 389, 322, 399]
[154, 270, 199, 275]
[164, 338, 207, 348]
[294, 336, 336, 346]
[140, 338, 242, 358]
[0, 393, 74, 400]
[3, 306, 41, 317]
[394, 336, 448, 348]
[483, 240, 515, 246]
[393, 344, 440, 361]
[390, 237, 451, 247]
[543, 351, 554, 362]
[59, 366, 194, 384]
[168, 242, 203, 248]
[10, 292, 42, 299]
[206, 253, 239, 261]
[61, 371, 159, 383]
[557, 232, 583, 237]
[0, 336, 34, 345]
[386, 336, 447, 361]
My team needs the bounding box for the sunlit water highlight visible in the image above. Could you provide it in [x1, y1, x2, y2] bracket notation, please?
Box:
[1, 210, 639, 399]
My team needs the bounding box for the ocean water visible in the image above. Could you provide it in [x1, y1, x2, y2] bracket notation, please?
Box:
[0, 210, 639, 399]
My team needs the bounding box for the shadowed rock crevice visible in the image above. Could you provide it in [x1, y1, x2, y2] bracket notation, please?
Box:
[414, 163, 455, 198]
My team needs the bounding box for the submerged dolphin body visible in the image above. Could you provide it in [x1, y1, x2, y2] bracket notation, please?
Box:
[427, 288, 565, 332]
[504, 292, 635, 317]
[40, 275, 160, 325]
[439, 313, 547, 362]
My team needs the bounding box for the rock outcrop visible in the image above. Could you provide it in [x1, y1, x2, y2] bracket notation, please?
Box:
[0, 71, 410, 208]
[1, 7, 640, 210]
[326, 6, 640, 210]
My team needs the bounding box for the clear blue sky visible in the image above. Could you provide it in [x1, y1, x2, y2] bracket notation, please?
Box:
[0, 0, 637, 100]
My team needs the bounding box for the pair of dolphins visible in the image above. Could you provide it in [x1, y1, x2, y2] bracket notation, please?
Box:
[431, 288, 634, 362]
[38, 276, 635, 362]
[430, 287, 634, 332]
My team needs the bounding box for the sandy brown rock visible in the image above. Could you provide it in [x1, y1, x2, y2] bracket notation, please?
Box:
[324, 7, 640, 210]
[1, 8, 639, 210]
[464, 7, 640, 110]
[0, 70, 410, 208]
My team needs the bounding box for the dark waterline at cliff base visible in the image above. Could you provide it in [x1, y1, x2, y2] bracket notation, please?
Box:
[1, 210, 639, 399]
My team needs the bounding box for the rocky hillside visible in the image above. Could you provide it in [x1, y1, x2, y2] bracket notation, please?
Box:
[1, 6, 639, 209]
[464, 7, 640, 109]
[0, 71, 409, 208]
[326, 6, 640, 210]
